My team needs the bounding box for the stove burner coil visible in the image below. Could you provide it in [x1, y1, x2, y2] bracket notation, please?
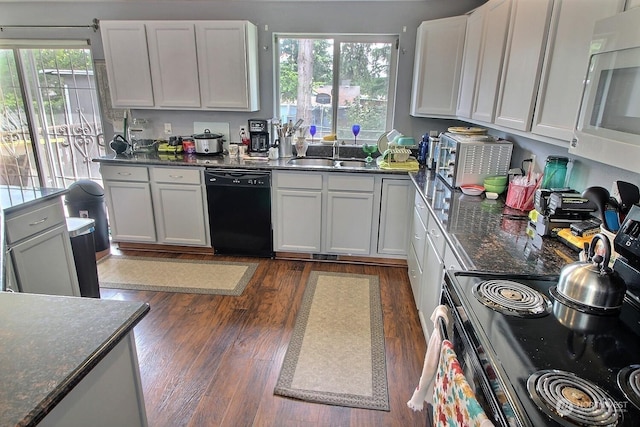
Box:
[617, 365, 640, 410]
[473, 279, 551, 317]
[528, 370, 622, 426]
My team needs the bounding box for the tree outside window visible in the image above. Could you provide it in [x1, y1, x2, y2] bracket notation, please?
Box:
[277, 35, 397, 144]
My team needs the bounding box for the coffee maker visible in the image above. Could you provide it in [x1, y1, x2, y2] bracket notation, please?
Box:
[614, 204, 640, 304]
[248, 119, 270, 157]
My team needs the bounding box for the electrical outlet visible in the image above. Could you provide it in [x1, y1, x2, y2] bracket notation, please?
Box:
[239, 125, 247, 135]
[164, 123, 172, 134]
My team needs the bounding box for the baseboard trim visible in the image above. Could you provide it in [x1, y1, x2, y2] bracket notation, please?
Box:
[116, 242, 215, 255]
[275, 251, 407, 267]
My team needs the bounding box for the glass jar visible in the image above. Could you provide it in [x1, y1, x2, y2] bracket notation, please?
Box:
[542, 156, 569, 189]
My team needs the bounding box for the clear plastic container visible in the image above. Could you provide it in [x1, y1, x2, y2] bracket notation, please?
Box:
[541, 156, 569, 189]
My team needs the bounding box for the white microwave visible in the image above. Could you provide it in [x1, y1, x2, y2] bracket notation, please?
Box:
[571, 7, 640, 173]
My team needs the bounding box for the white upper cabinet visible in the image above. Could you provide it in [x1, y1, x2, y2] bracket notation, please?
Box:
[100, 20, 260, 111]
[530, 0, 625, 142]
[471, 0, 512, 123]
[196, 21, 260, 111]
[456, 8, 485, 119]
[494, 0, 553, 131]
[146, 21, 201, 108]
[100, 21, 154, 108]
[410, 16, 467, 117]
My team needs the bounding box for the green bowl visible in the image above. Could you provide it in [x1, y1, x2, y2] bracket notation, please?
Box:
[483, 183, 507, 194]
[484, 175, 508, 186]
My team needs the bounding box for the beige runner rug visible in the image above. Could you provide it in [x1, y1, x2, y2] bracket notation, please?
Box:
[97, 255, 257, 296]
[274, 271, 389, 411]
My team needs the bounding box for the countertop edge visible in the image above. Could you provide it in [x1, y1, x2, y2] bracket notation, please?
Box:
[2, 187, 69, 216]
[92, 155, 413, 175]
[22, 302, 150, 427]
[408, 172, 475, 270]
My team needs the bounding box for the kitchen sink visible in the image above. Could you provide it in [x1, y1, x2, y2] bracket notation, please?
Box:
[286, 157, 368, 168]
[287, 157, 336, 167]
[335, 159, 367, 168]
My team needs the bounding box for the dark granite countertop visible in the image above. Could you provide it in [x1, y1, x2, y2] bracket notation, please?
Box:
[92, 150, 410, 175]
[410, 168, 577, 276]
[0, 293, 149, 427]
[0, 186, 68, 215]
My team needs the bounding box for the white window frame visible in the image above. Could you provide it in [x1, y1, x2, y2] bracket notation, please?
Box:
[273, 33, 399, 142]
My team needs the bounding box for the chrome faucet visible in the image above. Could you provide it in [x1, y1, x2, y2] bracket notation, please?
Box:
[333, 140, 340, 159]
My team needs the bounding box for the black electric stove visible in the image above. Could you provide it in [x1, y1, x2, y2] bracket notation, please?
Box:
[442, 270, 640, 427]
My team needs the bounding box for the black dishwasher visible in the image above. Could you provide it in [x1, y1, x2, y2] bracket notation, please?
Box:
[205, 169, 273, 257]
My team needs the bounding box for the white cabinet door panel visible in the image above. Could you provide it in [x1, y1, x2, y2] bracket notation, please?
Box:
[100, 21, 154, 107]
[410, 16, 467, 117]
[152, 183, 208, 246]
[531, 0, 625, 141]
[457, 9, 485, 118]
[11, 225, 80, 297]
[471, 0, 512, 123]
[494, 0, 553, 131]
[146, 22, 201, 108]
[419, 233, 445, 337]
[326, 192, 373, 255]
[196, 21, 259, 111]
[407, 243, 422, 309]
[274, 190, 322, 252]
[377, 178, 412, 256]
[104, 181, 156, 243]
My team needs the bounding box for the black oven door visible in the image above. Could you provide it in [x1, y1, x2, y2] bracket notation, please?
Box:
[441, 279, 526, 427]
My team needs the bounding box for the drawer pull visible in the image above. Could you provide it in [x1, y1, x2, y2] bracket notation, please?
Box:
[430, 228, 440, 237]
[414, 234, 421, 240]
[29, 217, 48, 226]
[169, 175, 184, 179]
[117, 172, 132, 176]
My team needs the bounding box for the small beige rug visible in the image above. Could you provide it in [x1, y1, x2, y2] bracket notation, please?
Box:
[274, 271, 389, 411]
[98, 255, 257, 296]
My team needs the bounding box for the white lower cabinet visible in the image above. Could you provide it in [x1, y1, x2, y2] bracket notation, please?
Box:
[377, 178, 412, 256]
[325, 174, 375, 255]
[105, 181, 156, 243]
[419, 219, 446, 337]
[272, 171, 323, 253]
[274, 189, 323, 252]
[150, 167, 209, 246]
[272, 171, 405, 258]
[326, 191, 373, 255]
[5, 197, 80, 296]
[408, 190, 452, 339]
[101, 164, 209, 247]
[41, 333, 148, 427]
[11, 225, 80, 296]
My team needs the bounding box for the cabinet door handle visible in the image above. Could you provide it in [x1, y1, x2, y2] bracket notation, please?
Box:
[29, 217, 48, 226]
[117, 172, 132, 176]
[430, 228, 440, 238]
[414, 234, 421, 240]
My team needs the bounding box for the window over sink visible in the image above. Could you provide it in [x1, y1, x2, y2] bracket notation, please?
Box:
[275, 34, 398, 144]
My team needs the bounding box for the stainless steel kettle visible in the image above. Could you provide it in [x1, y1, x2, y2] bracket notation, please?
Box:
[556, 233, 627, 311]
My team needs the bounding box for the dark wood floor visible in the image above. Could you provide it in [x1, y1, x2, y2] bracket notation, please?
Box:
[101, 248, 429, 427]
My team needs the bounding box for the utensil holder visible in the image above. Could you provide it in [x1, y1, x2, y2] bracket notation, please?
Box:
[505, 182, 536, 211]
[279, 136, 293, 158]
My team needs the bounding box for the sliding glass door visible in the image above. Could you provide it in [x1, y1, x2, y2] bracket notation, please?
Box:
[0, 44, 105, 189]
